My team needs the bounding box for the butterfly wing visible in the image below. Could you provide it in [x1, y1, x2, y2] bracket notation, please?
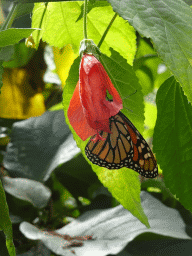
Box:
[85, 111, 158, 178]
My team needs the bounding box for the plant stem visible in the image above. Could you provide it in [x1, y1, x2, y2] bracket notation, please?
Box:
[36, 2, 48, 44]
[1, 2, 18, 31]
[83, 0, 88, 39]
[97, 12, 118, 48]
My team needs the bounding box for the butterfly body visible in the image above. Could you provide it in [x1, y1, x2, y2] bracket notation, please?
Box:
[85, 111, 158, 178]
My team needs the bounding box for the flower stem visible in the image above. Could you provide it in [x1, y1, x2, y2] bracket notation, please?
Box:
[83, 0, 88, 39]
[97, 12, 118, 49]
[1, 2, 18, 31]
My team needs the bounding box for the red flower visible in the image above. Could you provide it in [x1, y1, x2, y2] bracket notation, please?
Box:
[67, 54, 123, 141]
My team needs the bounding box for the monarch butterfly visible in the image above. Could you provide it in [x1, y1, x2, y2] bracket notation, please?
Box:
[85, 111, 158, 178]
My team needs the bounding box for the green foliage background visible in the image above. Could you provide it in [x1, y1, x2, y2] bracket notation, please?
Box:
[1, 0, 192, 255]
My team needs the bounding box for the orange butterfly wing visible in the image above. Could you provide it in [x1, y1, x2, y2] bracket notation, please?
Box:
[85, 111, 158, 178]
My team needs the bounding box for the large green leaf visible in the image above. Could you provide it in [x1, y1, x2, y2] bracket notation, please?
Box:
[0, 28, 36, 47]
[63, 49, 150, 227]
[0, 180, 15, 256]
[100, 49, 144, 132]
[32, 1, 136, 65]
[153, 76, 192, 212]
[3, 110, 79, 182]
[107, 0, 192, 103]
[19, 192, 191, 255]
[2, 177, 51, 208]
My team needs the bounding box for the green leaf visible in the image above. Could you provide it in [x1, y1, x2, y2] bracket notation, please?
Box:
[0, 46, 14, 61]
[76, 1, 110, 22]
[134, 38, 165, 95]
[7, 0, 63, 2]
[1, 2, 34, 25]
[2, 177, 51, 208]
[106, 0, 192, 102]
[153, 76, 192, 212]
[3, 42, 35, 68]
[32, 2, 136, 64]
[144, 101, 157, 130]
[0, 60, 4, 92]
[63, 49, 150, 227]
[7, 0, 192, 4]
[14, 3, 34, 20]
[100, 49, 144, 132]
[134, 54, 158, 71]
[0, 28, 37, 47]
[19, 192, 191, 255]
[6, 239, 16, 256]
[0, 179, 15, 256]
[184, 0, 192, 5]
[3, 111, 78, 182]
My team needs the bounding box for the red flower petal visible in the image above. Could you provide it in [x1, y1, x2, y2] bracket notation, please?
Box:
[67, 81, 96, 141]
[68, 54, 123, 142]
[79, 55, 123, 131]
